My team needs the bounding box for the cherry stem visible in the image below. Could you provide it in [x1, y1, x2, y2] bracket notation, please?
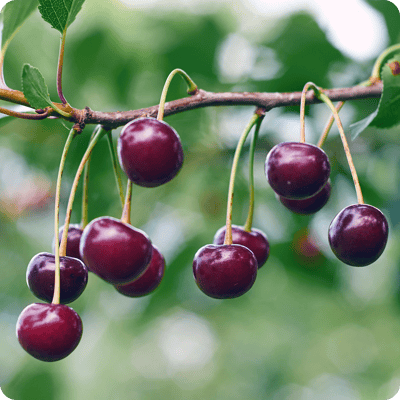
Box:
[106, 130, 125, 207]
[57, 28, 68, 105]
[317, 101, 345, 148]
[59, 126, 108, 257]
[224, 113, 260, 245]
[157, 68, 198, 121]
[52, 127, 78, 305]
[311, 85, 364, 204]
[371, 43, 400, 80]
[299, 82, 317, 143]
[120, 179, 133, 225]
[243, 115, 263, 232]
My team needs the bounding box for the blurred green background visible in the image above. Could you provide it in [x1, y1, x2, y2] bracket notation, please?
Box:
[1, 0, 400, 399]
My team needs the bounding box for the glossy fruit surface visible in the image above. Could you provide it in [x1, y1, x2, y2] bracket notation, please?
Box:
[193, 244, 257, 299]
[117, 117, 184, 187]
[26, 252, 88, 304]
[265, 142, 330, 199]
[53, 224, 83, 261]
[213, 225, 269, 268]
[328, 204, 389, 266]
[16, 303, 82, 362]
[278, 180, 331, 214]
[80, 216, 152, 284]
[115, 245, 165, 297]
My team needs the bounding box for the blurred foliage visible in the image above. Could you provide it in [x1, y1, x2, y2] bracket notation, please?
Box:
[0, 1, 400, 400]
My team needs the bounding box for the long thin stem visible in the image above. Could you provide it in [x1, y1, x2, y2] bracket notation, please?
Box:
[120, 179, 133, 225]
[243, 116, 263, 232]
[317, 101, 345, 148]
[157, 69, 198, 121]
[52, 128, 78, 305]
[299, 82, 315, 143]
[0, 107, 49, 119]
[59, 126, 107, 257]
[106, 130, 125, 207]
[224, 113, 260, 245]
[57, 28, 68, 105]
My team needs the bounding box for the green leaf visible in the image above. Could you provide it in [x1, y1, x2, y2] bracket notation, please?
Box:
[1, 0, 38, 48]
[350, 54, 400, 139]
[38, 0, 86, 33]
[21, 64, 53, 110]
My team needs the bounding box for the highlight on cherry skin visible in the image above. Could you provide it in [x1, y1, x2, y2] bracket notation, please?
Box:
[16, 302, 83, 362]
[114, 245, 165, 297]
[278, 180, 331, 215]
[212, 225, 270, 268]
[193, 244, 258, 299]
[117, 117, 184, 188]
[26, 252, 88, 304]
[79, 216, 153, 284]
[265, 142, 330, 200]
[328, 204, 389, 266]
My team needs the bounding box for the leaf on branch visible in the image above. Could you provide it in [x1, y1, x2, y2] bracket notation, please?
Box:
[38, 0, 86, 34]
[22, 64, 53, 110]
[350, 53, 400, 139]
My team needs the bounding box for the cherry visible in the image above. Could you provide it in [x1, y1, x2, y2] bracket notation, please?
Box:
[265, 142, 330, 199]
[26, 252, 88, 304]
[114, 245, 165, 297]
[79, 216, 152, 284]
[16, 302, 82, 362]
[53, 224, 84, 262]
[328, 204, 389, 266]
[212, 225, 269, 268]
[278, 180, 331, 214]
[193, 244, 257, 299]
[117, 117, 184, 187]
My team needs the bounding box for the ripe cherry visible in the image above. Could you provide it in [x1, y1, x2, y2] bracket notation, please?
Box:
[278, 180, 331, 214]
[114, 245, 165, 297]
[213, 225, 269, 268]
[193, 244, 258, 299]
[79, 216, 152, 284]
[53, 224, 84, 262]
[328, 204, 389, 266]
[16, 303, 82, 362]
[26, 252, 88, 304]
[117, 117, 184, 187]
[265, 142, 330, 199]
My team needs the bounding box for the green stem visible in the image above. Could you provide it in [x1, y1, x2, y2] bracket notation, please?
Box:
[57, 28, 68, 105]
[52, 128, 78, 305]
[106, 130, 125, 207]
[224, 113, 260, 245]
[317, 101, 345, 148]
[157, 68, 198, 121]
[243, 116, 263, 232]
[120, 179, 132, 225]
[299, 82, 316, 143]
[371, 43, 400, 80]
[59, 126, 108, 257]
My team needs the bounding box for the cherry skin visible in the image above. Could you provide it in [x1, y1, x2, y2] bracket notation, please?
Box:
[212, 225, 269, 268]
[278, 180, 331, 214]
[193, 244, 258, 299]
[16, 302, 82, 362]
[328, 204, 389, 266]
[79, 216, 153, 284]
[53, 224, 84, 262]
[114, 245, 165, 297]
[265, 142, 330, 199]
[117, 117, 184, 187]
[26, 252, 88, 304]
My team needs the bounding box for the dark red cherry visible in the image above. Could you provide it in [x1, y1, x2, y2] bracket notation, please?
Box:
[114, 245, 165, 297]
[79, 216, 152, 284]
[193, 244, 257, 299]
[16, 303, 82, 362]
[265, 142, 330, 199]
[53, 224, 83, 262]
[213, 225, 269, 268]
[117, 117, 184, 187]
[26, 252, 88, 304]
[278, 180, 331, 214]
[328, 204, 389, 266]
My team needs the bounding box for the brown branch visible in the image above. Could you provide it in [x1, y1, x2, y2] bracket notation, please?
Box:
[0, 81, 383, 129]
